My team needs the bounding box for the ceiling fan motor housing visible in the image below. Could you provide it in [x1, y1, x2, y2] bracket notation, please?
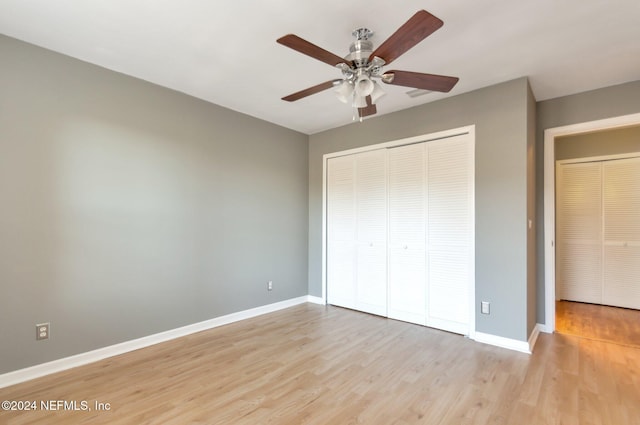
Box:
[346, 28, 374, 68]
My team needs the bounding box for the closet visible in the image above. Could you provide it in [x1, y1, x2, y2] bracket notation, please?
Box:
[556, 156, 640, 310]
[325, 132, 474, 335]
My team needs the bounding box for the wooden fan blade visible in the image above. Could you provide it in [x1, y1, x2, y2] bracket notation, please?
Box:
[369, 10, 443, 65]
[358, 96, 377, 118]
[282, 80, 337, 102]
[277, 34, 347, 67]
[382, 70, 458, 92]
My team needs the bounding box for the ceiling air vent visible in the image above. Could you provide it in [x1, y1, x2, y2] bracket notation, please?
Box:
[406, 89, 434, 98]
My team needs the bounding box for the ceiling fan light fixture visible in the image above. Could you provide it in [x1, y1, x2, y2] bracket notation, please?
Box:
[354, 74, 375, 97]
[335, 81, 354, 103]
[353, 93, 368, 108]
[381, 72, 395, 84]
[370, 81, 386, 103]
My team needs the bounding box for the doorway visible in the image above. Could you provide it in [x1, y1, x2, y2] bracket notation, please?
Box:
[544, 113, 640, 343]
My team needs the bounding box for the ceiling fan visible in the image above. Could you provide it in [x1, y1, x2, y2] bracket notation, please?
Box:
[277, 10, 459, 121]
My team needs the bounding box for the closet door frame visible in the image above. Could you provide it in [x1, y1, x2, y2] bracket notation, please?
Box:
[321, 125, 476, 338]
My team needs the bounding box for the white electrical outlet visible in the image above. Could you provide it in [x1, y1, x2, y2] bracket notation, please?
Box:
[481, 302, 490, 315]
[36, 322, 50, 340]
[268, 281, 273, 291]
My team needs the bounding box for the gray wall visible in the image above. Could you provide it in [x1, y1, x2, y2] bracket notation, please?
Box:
[309, 78, 534, 341]
[555, 125, 640, 160]
[0, 35, 309, 374]
[535, 81, 640, 323]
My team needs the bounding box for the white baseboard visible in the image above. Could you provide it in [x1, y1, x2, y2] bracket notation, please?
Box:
[538, 322, 554, 334]
[473, 332, 532, 354]
[528, 324, 542, 351]
[306, 295, 325, 305]
[474, 323, 543, 354]
[0, 296, 310, 389]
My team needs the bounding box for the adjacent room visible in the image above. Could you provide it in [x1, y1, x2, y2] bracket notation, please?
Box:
[553, 125, 640, 347]
[1, 1, 639, 423]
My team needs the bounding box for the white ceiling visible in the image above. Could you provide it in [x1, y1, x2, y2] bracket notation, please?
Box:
[1, 0, 639, 134]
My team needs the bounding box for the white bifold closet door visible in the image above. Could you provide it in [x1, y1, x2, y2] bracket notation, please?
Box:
[327, 133, 473, 334]
[327, 154, 357, 310]
[387, 143, 427, 325]
[602, 158, 640, 309]
[556, 162, 603, 303]
[556, 157, 640, 310]
[387, 136, 472, 332]
[326, 149, 387, 316]
[426, 137, 473, 334]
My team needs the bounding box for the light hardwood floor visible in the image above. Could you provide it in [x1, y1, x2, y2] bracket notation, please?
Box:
[1, 304, 639, 424]
[556, 300, 640, 348]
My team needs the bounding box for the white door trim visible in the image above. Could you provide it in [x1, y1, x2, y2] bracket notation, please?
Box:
[557, 152, 640, 165]
[543, 113, 640, 333]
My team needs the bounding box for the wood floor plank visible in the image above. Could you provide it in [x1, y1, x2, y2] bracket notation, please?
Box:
[556, 300, 640, 348]
[1, 304, 639, 424]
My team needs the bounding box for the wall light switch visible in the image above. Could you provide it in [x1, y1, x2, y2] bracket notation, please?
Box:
[481, 302, 490, 315]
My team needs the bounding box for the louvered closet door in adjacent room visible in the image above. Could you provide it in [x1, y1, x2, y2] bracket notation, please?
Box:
[602, 157, 640, 309]
[556, 156, 640, 310]
[556, 162, 603, 304]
